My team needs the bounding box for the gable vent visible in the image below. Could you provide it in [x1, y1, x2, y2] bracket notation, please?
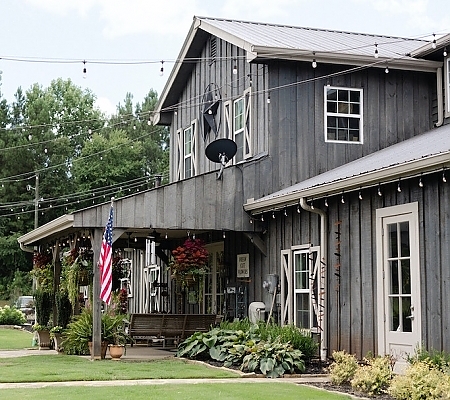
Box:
[209, 37, 217, 65]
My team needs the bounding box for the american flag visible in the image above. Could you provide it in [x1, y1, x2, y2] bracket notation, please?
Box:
[99, 204, 113, 304]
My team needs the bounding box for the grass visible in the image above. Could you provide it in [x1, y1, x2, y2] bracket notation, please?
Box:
[0, 327, 33, 350]
[0, 383, 351, 399]
[0, 355, 238, 382]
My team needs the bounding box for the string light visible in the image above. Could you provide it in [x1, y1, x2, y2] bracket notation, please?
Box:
[261, 214, 264, 222]
[374, 43, 379, 58]
[267, 93, 271, 104]
[397, 179, 402, 192]
[232, 59, 238, 75]
[272, 211, 276, 219]
[444, 47, 448, 57]
[223, 231, 226, 239]
[324, 197, 328, 207]
[247, 74, 253, 87]
[358, 190, 363, 200]
[341, 193, 345, 204]
[443, 168, 447, 183]
[82, 60, 87, 78]
[385, 65, 389, 74]
[419, 176, 424, 187]
[377, 184, 382, 197]
[297, 203, 301, 213]
[284, 208, 288, 217]
[312, 52, 317, 68]
[432, 33, 437, 49]
[159, 60, 164, 76]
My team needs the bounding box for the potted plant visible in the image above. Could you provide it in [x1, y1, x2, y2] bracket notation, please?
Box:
[50, 326, 63, 352]
[169, 238, 209, 287]
[33, 289, 52, 349]
[32, 323, 51, 349]
[106, 315, 130, 360]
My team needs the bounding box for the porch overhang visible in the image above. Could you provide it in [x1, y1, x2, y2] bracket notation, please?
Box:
[244, 126, 450, 215]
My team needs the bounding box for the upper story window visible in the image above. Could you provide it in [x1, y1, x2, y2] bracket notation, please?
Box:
[325, 86, 363, 144]
[224, 88, 252, 163]
[445, 57, 450, 118]
[176, 119, 198, 180]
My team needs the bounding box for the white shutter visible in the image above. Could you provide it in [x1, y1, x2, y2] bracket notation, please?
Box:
[280, 249, 292, 325]
[191, 119, 198, 176]
[223, 100, 232, 139]
[176, 129, 183, 180]
[243, 87, 252, 159]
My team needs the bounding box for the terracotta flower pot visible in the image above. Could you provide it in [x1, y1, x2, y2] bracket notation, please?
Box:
[37, 330, 51, 350]
[109, 344, 125, 360]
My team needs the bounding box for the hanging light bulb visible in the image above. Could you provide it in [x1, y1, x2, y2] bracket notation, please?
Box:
[159, 60, 164, 76]
[284, 208, 288, 217]
[223, 231, 226, 239]
[358, 190, 363, 200]
[374, 43, 379, 58]
[232, 59, 238, 75]
[324, 198, 328, 207]
[385, 65, 389, 74]
[165, 231, 168, 239]
[247, 74, 253, 87]
[419, 176, 424, 187]
[272, 211, 275, 219]
[261, 214, 264, 222]
[432, 33, 437, 49]
[443, 168, 447, 183]
[397, 179, 402, 192]
[312, 52, 317, 68]
[341, 194, 345, 204]
[444, 47, 448, 57]
[44, 148, 48, 153]
[147, 117, 152, 126]
[310, 200, 314, 209]
[378, 184, 382, 197]
[297, 203, 301, 213]
[267, 93, 271, 104]
[82, 60, 87, 78]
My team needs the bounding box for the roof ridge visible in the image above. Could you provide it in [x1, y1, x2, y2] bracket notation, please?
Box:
[195, 15, 428, 44]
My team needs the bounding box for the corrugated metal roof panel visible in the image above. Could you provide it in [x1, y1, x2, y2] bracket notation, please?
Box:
[198, 16, 427, 59]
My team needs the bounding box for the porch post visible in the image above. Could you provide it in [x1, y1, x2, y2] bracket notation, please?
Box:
[90, 228, 103, 360]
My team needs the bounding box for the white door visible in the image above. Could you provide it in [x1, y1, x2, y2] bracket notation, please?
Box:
[376, 203, 421, 371]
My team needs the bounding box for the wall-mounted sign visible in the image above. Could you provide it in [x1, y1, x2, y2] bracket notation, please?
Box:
[237, 253, 249, 278]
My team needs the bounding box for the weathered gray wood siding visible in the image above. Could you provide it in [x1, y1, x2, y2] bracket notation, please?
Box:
[268, 61, 435, 189]
[255, 171, 449, 359]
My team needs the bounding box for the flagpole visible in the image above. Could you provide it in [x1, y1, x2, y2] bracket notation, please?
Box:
[92, 197, 114, 360]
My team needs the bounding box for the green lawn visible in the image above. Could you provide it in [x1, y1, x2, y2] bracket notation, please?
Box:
[0, 327, 34, 350]
[0, 383, 351, 399]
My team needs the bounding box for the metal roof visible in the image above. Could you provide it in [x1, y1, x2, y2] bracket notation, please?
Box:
[197, 16, 428, 60]
[244, 125, 450, 213]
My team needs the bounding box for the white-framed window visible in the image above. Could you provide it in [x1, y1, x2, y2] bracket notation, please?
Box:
[293, 249, 311, 328]
[281, 245, 322, 332]
[223, 88, 252, 163]
[325, 86, 363, 144]
[176, 119, 198, 180]
[445, 57, 450, 118]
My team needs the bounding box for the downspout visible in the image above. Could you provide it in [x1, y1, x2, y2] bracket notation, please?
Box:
[300, 198, 328, 361]
[436, 67, 444, 127]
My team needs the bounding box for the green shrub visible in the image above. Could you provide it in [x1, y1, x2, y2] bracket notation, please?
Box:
[328, 350, 358, 385]
[177, 324, 307, 377]
[241, 338, 305, 378]
[388, 361, 450, 399]
[407, 347, 450, 373]
[0, 305, 26, 325]
[351, 355, 393, 396]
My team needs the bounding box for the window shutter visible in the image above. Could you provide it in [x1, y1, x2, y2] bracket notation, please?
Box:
[191, 119, 198, 176]
[281, 249, 292, 325]
[176, 129, 182, 180]
[243, 88, 252, 159]
[223, 100, 232, 139]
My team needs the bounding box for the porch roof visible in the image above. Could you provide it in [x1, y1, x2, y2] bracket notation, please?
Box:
[17, 168, 251, 248]
[244, 125, 450, 214]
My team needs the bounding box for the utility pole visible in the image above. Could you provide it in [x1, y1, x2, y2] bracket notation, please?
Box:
[34, 173, 39, 229]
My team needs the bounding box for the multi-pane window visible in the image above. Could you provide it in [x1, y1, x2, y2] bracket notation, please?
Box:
[233, 98, 244, 163]
[224, 88, 251, 163]
[184, 126, 192, 178]
[325, 86, 363, 143]
[294, 250, 310, 329]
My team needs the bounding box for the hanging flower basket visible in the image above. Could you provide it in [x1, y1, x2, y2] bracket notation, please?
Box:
[170, 238, 209, 287]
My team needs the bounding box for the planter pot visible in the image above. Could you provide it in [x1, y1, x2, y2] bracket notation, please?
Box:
[52, 333, 63, 352]
[88, 341, 108, 359]
[109, 344, 125, 360]
[36, 330, 51, 349]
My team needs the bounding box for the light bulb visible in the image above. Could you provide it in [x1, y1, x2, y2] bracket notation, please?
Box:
[267, 94, 271, 104]
[272, 211, 275, 219]
[444, 47, 448, 57]
[385, 66, 389, 74]
[312, 59, 317, 68]
[160, 60, 164, 76]
[432, 34, 436, 49]
[324, 198, 328, 207]
[358, 190, 363, 200]
[374, 43, 379, 58]
[82, 60, 87, 79]
[419, 177, 424, 187]
[378, 185, 382, 196]
[397, 181, 402, 192]
[232, 64, 237, 75]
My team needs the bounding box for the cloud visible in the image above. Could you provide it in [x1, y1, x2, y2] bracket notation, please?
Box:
[95, 96, 116, 116]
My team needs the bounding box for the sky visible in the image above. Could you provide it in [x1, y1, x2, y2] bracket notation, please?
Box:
[0, 0, 449, 116]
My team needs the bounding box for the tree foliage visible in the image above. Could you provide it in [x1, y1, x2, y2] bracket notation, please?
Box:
[0, 79, 169, 299]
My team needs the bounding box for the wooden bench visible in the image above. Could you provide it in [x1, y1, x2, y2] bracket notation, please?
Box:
[128, 313, 217, 347]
